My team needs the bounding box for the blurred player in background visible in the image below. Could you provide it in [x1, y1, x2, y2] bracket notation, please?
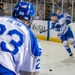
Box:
[0, 1, 42, 75]
[50, 11, 75, 57]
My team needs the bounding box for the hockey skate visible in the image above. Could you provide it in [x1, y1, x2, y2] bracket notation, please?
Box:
[69, 53, 73, 58]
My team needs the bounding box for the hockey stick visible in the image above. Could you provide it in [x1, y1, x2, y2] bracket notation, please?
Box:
[39, 28, 51, 33]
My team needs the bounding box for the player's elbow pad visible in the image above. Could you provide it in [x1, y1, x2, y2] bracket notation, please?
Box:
[55, 24, 61, 28]
[66, 20, 71, 25]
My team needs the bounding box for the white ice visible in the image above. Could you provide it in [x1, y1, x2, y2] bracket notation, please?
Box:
[40, 40, 75, 75]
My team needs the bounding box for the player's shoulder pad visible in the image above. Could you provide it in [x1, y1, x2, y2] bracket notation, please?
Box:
[64, 13, 71, 18]
[58, 14, 64, 19]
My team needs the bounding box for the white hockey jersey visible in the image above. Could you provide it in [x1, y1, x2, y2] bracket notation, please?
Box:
[0, 17, 29, 74]
[20, 28, 42, 72]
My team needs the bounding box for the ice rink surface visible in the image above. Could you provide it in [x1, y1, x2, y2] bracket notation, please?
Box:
[40, 40, 75, 75]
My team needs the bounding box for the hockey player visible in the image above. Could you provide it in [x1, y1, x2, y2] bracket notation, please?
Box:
[12, 1, 42, 75]
[50, 12, 75, 57]
[17, 2, 42, 75]
[0, 1, 41, 75]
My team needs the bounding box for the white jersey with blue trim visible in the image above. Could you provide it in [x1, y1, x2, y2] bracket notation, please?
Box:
[20, 27, 42, 72]
[51, 13, 71, 36]
[0, 17, 29, 74]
